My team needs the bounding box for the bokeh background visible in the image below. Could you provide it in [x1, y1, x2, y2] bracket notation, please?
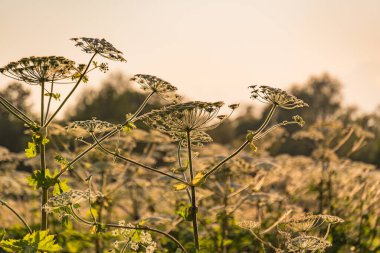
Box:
[0, 1, 380, 252]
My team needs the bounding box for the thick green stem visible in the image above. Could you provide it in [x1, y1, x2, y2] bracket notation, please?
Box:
[40, 82, 48, 230]
[186, 131, 200, 251]
[0, 199, 32, 234]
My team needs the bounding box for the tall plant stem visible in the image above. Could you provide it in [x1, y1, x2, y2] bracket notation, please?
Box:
[0, 199, 32, 234]
[178, 141, 191, 201]
[186, 131, 200, 251]
[53, 92, 155, 180]
[44, 81, 54, 123]
[40, 81, 48, 230]
[44, 53, 97, 128]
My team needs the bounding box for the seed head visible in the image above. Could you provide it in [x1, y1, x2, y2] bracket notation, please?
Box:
[249, 85, 308, 109]
[140, 101, 235, 145]
[68, 117, 116, 134]
[283, 214, 322, 233]
[0, 56, 76, 85]
[131, 74, 180, 102]
[71, 37, 126, 62]
[287, 236, 331, 252]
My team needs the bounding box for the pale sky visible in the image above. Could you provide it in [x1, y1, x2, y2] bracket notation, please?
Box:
[0, 0, 379, 116]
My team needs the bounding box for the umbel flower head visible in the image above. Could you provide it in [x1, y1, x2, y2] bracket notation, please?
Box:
[43, 190, 100, 212]
[140, 101, 238, 146]
[282, 213, 343, 233]
[71, 37, 126, 62]
[286, 236, 332, 252]
[0, 56, 76, 85]
[67, 117, 117, 134]
[249, 85, 308, 109]
[131, 74, 181, 102]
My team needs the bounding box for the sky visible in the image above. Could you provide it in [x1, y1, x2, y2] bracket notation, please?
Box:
[0, 0, 379, 116]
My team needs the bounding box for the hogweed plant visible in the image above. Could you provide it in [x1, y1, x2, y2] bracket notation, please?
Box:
[0, 37, 343, 252]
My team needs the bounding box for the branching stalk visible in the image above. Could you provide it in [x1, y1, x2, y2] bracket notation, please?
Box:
[0, 199, 32, 234]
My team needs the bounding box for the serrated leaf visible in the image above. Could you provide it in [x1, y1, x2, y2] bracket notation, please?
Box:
[190, 172, 206, 187]
[0, 230, 61, 252]
[27, 168, 60, 190]
[53, 180, 71, 196]
[173, 182, 188, 191]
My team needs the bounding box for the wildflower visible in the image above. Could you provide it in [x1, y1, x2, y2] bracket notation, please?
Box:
[140, 101, 238, 145]
[0, 56, 76, 85]
[113, 240, 120, 249]
[129, 242, 139, 251]
[68, 118, 117, 134]
[146, 242, 157, 253]
[44, 190, 99, 212]
[249, 85, 308, 109]
[131, 74, 180, 102]
[140, 231, 153, 244]
[287, 236, 331, 252]
[71, 37, 126, 62]
[141, 101, 235, 133]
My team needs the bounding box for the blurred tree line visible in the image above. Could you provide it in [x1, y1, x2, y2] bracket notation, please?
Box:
[1, 72, 379, 166]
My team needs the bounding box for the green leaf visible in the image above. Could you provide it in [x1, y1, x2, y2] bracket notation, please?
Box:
[0, 230, 61, 252]
[176, 203, 194, 221]
[44, 92, 61, 101]
[42, 137, 49, 146]
[54, 154, 72, 172]
[190, 172, 206, 187]
[27, 168, 60, 190]
[122, 121, 136, 134]
[53, 179, 71, 196]
[25, 142, 37, 158]
[173, 182, 188, 191]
